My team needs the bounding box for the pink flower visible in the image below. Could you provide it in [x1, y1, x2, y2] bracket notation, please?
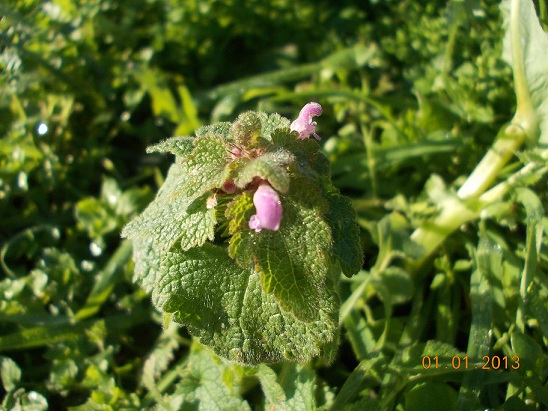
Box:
[249, 183, 283, 232]
[290, 102, 323, 140]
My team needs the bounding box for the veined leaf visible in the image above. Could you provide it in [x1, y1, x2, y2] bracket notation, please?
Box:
[156, 244, 339, 364]
[232, 150, 294, 193]
[177, 133, 230, 198]
[195, 121, 232, 139]
[174, 341, 251, 410]
[256, 112, 291, 141]
[271, 128, 331, 178]
[124, 107, 362, 365]
[322, 184, 363, 277]
[146, 136, 195, 157]
[228, 178, 333, 321]
[230, 111, 262, 147]
[121, 163, 216, 252]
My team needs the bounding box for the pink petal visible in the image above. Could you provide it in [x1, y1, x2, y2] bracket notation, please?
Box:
[290, 102, 323, 140]
[248, 184, 283, 232]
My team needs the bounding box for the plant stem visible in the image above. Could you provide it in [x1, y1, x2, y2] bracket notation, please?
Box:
[407, 0, 539, 271]
[457, 124, 526, 199]
[408, 122, 527, 272]
[509, 0, 536, 135]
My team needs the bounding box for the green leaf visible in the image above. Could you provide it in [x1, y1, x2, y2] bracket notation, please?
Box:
[75, 240, 133, 320]
[514, 187, 544, 257]
[511, 330, 544, 374]
[0, 356, 21, 391]
[405, 383, 458, 411]
[374, 212, 425, 269]
[232, 150, 294, 193]
[230, 111, 262, 147]
[175, 341, 251, 410]
[195, 121, 232, 139]
[179, 195, 217, 251]
[502, 0, 548, 144]
[156, 244, 339, 364]
[323, 185, 363, 276]
[67, 378, 131, 411]
[146, 136, 195, 157]
[131, 236, 162, 293]
[228, 178, 333, 321]
[140, 323, 180, 394]
[178, 133, 230, 198]
[225, 191, 255, 241]
[457, 237, 494, 410]
[122, 163, 217, 252]
[257, 364, 287, 408]
[279, 364, 317, 411]
[122, 162, 188, 246]
[0, 314, 149, 351]
[271, 129, 331, 178]
[399, 340, 463, 370]
[2, 389, 48, 411]
[527, 282, 548, 340]
[514, 187, 544, 331]
[256, 112, 291, 141]
[370, 267, 414, 306]
[330, 357, 386, 410]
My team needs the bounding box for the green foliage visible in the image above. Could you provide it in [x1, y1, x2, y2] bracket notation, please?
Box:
[1, 0, 547, 409]
[502, 0, 548, 144]
[122, 110, 360, 364]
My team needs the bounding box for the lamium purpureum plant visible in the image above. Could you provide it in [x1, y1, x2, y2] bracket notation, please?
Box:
[122, 103, 362, 364]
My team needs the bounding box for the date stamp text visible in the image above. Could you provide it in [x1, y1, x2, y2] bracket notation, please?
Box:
[421, 355, 520, 370]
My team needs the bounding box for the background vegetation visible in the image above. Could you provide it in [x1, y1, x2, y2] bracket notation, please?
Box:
[1, 0, 546, 409]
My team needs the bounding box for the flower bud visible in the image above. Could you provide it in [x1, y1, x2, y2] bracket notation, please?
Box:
[249, 184, 283, 232]
[290, 102, 323, 140]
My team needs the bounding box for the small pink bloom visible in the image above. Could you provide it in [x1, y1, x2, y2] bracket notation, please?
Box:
[290, 102, 323, 140]
[228, 145, 242, 159]
[249, 184, 283, 232]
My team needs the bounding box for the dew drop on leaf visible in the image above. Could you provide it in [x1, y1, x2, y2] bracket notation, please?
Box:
[107, 193, 118, 206]
[37, 122, 49, 135]
[51, 227, 61, 240]
[90, 242, 103, 256]
[13, 147, 24, 161]
[81, 260, 95, 271]
[17, 171, 28, 190]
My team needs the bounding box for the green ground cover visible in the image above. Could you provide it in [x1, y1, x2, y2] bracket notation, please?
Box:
[1, 0, 547, 409]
